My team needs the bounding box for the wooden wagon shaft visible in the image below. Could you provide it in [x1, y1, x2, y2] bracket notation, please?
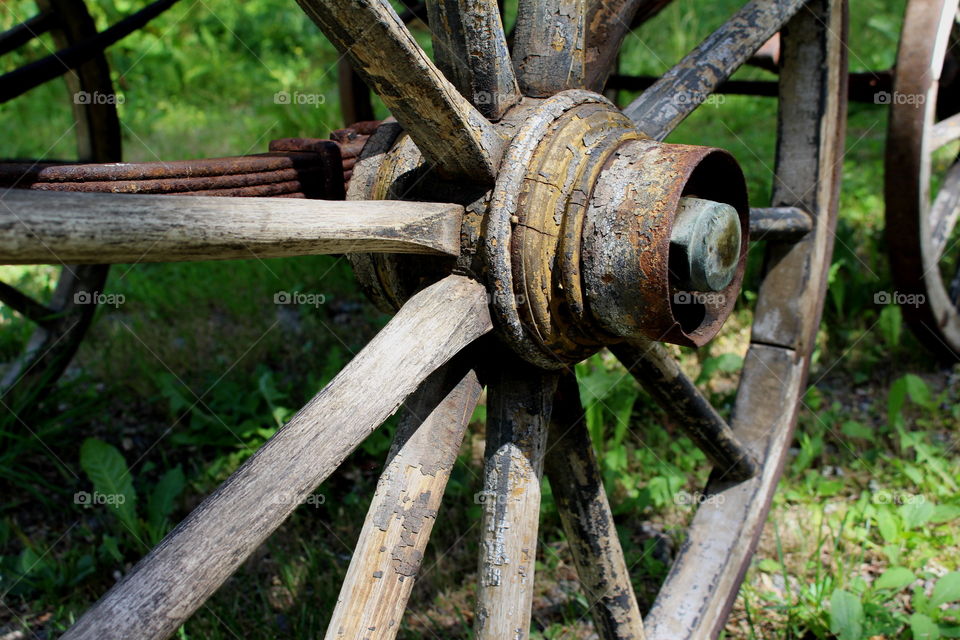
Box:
[426, 0, 520, 120]
[62, 275, 492, 640]
[543, 374, 645, 640]
[644, 0, 846, 635]
[295, 0, 504, 182]
[0, 190, 463, 264]
[512, 0, 586, 96]
[611, 340, 758, 483]
[325, 359, 481, 640]
[475, 358, 558, 640]
[623, 0, 807, 139]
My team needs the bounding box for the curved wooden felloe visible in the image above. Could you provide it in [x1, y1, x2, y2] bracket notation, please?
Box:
[884, 0, 960, 358]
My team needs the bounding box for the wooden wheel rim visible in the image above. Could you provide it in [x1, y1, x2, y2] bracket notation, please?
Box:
[885, 0, 960, 358]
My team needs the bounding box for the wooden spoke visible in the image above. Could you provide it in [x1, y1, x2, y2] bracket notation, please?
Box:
[611, 341, 758, 483]
[512, 0, 587, 96]
[427, 0, 520, 119]
[0, 0, 180, 105]
[583, 0, 644, 92]
[930, 160, 960, 258]
[325, 359, 482, 640]
[931, 111, 960, 150]
[0, 190, 463, 264]
[623, 0, 806, 140]
[474, 357, 558, 640]
[62, 275, 492, 640]
[0, 280, 58, 329]
[543, 374, 644, 640]
[296, 0, 504, 182]
[0, 11, 55, 57]
[748, 206, 814, 243]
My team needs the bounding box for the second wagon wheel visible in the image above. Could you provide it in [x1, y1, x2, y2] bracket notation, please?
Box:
[0, 0, 122, 414]
[52, 0, 847, 637]
[885, 0, 960, 359]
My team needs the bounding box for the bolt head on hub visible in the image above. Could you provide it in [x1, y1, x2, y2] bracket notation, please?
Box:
[670, 197, 743, 292]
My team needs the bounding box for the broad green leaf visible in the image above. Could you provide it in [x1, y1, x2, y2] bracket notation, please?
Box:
[695, 353, 742, 385]
[875, 566, 915, 591]
[930, 505, 960, 524]
[830, 589, 864, 640]
[910, 613, 940, 640]
[904, 374, 935, 409]
[931, 572, 960, 607]
[79, 438, 139, 537]
[877, 508, 900, 543]
[878, 304, 902, 349]
[900, 499, 934, 530]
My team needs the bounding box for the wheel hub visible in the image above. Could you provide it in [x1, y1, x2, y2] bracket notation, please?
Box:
[350, 90, 749, 368]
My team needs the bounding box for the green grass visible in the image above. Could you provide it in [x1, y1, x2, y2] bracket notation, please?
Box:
[1, 0, 960, 638]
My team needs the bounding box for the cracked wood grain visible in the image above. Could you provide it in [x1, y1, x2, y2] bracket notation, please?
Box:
[427, 0, 520, 120]
[0, 190, 463, 264]
[63, 275, 492, 640]
[324, 359, 481, 640]
[623, 0, 806, 139]
[474, 356, 558, 640]
[512, 0, 587, 96]
[296, 0, 504, 182]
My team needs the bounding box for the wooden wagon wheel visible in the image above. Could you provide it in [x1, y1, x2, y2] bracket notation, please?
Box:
[0, 0, 845, 636]
[885, 0, 960, 360]
[0, 0, 123, 414]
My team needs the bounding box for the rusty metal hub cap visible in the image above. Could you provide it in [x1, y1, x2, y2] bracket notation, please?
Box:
[353, 90, 750, 368]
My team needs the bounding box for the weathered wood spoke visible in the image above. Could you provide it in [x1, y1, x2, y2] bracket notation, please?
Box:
[543, 374, 644, 640]
[583, 0, 645, 92]
[931, 112, 960, 150]
[475, 357, 558, 640]
[325, 359, 482, 640]
[62, 275, 492, 640]
[512, 0, 587, 96]
[0, 280, 58, 329]
[427, 0, 520, 120]
[623, 0, 806, 139]
[930, 160, 960, 259]
[612, 341, 758, 483]
[296, 0, 504, 182]
[0, 190, 463, 264]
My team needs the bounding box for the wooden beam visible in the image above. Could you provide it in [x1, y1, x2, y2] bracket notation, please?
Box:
[0, 190, 463, 264]
[325, 359, 481, 639]
[62, 275, 492, 640]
